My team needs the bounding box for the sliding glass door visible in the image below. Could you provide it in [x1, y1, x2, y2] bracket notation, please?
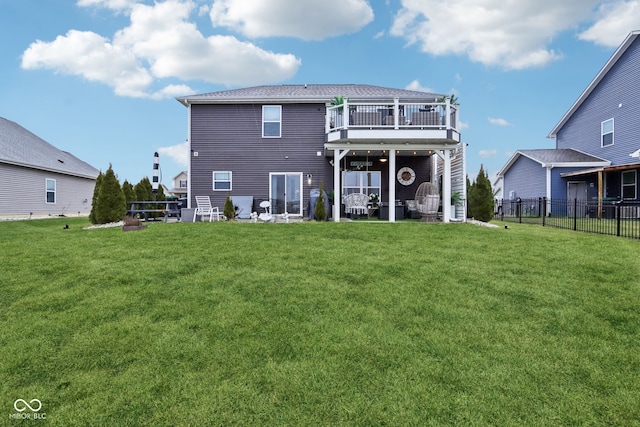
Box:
[270, 173, 302, 215]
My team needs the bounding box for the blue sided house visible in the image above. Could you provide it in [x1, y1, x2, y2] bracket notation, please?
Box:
[499, 30, 640, 208]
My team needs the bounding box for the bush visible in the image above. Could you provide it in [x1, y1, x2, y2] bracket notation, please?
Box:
[223, 195, 235, 220]
[467, 164, 494, 222]
[92, 164, 126, 224]
[314, 183, 327, 221]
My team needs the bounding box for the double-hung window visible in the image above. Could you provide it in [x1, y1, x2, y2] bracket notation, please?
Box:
[622, 170, 637, 200]
[262, 105, 281, 138]
[213, 171, 232, 191]
[601, 118, 614, 147]
[46, 179, 56, 203]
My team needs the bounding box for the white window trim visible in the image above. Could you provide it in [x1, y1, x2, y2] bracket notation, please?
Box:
[622, 170, 637, 200]
[212, 171, 232, 191]
[342, 171, 382, 201]
[262, 105, 282, 138]
[269, 172, 303, 216]
[46, 178, 56, 204]
[601, 118, 614, 147]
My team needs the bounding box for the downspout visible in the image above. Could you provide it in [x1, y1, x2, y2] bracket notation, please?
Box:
[187, 103, 192, 209]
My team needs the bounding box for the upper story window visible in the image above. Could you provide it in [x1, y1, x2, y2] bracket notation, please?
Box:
[46, 179, 56, 203]
[179, 179, 187, 189]
[601, 118, 614, 147]
[262, 105, 281, 138]
[622, 170, 637, 200]
[213, 171, 232, 191]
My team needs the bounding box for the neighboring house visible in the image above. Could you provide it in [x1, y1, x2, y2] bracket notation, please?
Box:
[493, 175, 503, 199]
[177, 84, 466, 222]
[0, 117, 99, 217]
[167, 171, 188, 198]
[499, 30, 640, 206]
[160, 171, 188, 198]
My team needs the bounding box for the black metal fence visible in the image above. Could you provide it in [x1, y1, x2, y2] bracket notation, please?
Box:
[494, 198, 640, 239]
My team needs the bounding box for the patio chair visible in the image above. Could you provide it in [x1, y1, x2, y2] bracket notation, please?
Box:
[344, 193, 369, 217]
[414, 182, 440, 222]
[258, 200, 273, 222]
[194, 196, 221, 222]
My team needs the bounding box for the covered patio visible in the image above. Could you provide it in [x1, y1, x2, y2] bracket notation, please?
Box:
[324, 97, 465, 223]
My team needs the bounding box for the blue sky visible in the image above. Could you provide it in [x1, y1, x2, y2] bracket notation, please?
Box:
[1, 0, 639, 187]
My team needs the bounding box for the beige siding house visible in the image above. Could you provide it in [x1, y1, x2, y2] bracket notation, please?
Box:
[0, 117, 99, 217]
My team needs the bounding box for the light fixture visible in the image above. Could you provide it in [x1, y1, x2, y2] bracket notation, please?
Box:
[307, 174, 312, 185]
[379, 158, 388, 163]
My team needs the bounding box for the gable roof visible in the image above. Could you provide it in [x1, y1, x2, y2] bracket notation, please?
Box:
[498, 149, 610, 177]
[177, 84, 441, 106]
[548, 30, 640, 138]
[0, 117, 99, 179]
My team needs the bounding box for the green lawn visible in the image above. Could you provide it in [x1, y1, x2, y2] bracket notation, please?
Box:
[2, 218, 639, 426]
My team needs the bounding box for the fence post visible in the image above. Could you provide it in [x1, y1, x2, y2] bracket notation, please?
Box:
[542, 197, 546, 226]
[573, 198, 577, 231]
[517, 198, 522, 223]
[616, 201, 621, 237]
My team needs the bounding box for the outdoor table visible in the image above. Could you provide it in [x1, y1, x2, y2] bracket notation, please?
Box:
[126, 200, 181, 222]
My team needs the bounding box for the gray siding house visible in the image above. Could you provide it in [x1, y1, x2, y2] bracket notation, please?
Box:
[177, 84, 466, 222]
[499, 30, 640, 207]
[0, 117, 99, 217]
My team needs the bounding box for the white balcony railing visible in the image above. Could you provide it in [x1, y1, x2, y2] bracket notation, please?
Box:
[326, 99, 459, 134]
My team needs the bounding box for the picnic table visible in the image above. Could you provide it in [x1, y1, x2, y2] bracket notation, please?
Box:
[126, 200, 181, 222]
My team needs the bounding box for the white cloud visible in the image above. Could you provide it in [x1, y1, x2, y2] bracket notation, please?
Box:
[405, 79, 434, 93]
[479, 149, 498, 158]
[488, 117, 512, 127]
[390, 0, 606, 69]
[209, 0, 374, 40]
[76, 0, 136, 10]
[21, 0, 301, 98]
[578, 1, 640, 47]
[158, 140, 189, 168]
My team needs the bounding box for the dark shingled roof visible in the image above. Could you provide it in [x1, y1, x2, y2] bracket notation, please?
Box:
[0, 117, 99, 179]
[177, 84, 442, 105]
[517, 149, 607, 164]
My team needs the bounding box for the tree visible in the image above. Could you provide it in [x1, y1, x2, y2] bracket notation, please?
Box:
[89, 172, 104, 224]
[93, 164, 126, 224]
[134, 177, 154, 202]
[467, 164, 494, 222]
[122, 180, 135, 203]
[314, 182, 327, 221]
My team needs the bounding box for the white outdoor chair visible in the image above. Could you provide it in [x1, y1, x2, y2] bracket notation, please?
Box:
[258, 200, 273, 222]
[194, 196, 221, 222]
[343, 193, 369, 216]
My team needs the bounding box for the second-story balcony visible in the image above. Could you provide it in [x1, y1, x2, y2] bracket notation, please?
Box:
[325, 99, 461, 146]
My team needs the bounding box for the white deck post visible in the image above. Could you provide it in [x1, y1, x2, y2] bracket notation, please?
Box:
[442, 149, 451, 223]
[393, 98, 400, 129]
[389, 150, 396, 222]
[334, 149, 341, 222]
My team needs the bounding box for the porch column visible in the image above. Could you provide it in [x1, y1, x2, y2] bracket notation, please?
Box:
[598, 170, 603, 219]
[442, 149, 451, 223]
[333, 149, 350, 222]
[333, 149, 341, 222]
[388, 149, 397, 222]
